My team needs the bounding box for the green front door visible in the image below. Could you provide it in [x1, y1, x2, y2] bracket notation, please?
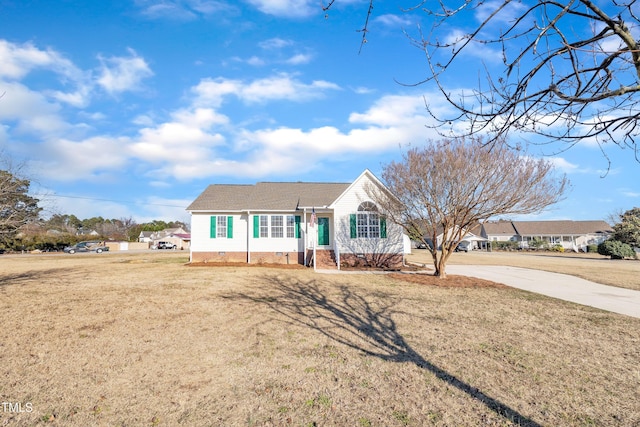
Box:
[317, 217, 330, 246]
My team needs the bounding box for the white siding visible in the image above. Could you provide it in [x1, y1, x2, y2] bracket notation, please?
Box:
[250, 213, 304, 253]
[191, 212, 305, 253]
[486, 235, 517, 242]
[190, 213, 248, 252]
[331, 172, 405, 254]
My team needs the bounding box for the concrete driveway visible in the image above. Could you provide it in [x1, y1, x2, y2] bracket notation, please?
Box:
[446, 265, 640, 319]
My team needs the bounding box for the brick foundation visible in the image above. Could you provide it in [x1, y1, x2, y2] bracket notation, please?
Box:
[191, 250, 403, 269]
[191, 251, 303, 265]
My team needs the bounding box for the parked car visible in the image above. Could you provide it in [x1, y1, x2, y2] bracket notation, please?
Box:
[413, 241, 428, 249]
[455, 241, 472, 252]
[154, 241, 176, 250]
[63, 241, 109, 254]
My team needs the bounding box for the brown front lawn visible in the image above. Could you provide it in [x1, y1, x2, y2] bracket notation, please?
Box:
[0, 252, 638, 426]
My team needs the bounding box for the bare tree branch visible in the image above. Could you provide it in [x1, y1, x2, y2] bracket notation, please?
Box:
[0, 153, 42, 245]
[326, 0, 640, 166]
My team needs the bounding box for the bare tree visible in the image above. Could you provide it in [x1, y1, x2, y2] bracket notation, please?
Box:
[0, 154, 41, 246]
[367, 137, 567, 278]
[324, 1, 640, 166]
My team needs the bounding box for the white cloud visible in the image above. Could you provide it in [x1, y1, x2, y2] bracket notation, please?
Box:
[129, 107, 227, 171]
[240, 74, 339, 102]
[374, 14, 414, 28]
[620, 188, 640, 197]
[193, 73, 340, 106]
[44, 195, 135, 221]
[245, 0, 315, 18]
[246, 56, 266, 66]
[442, 29, 502, 63]
[94, 90, 440, 181]
[182, 93, 441, 178]
[285, 53, 313, 65]
[245, 0, 361, 18]
[549, 157, 581, 173]
[0, 82, 71, 136]
[349, 94, 427, 126]
[34, 136, 132, 181]
[0, 40, 82, 80]
[132, 114, 156, 126]
[474, 0, 528, 25]
[0, 40, 92, 106]
[136, 0, 234, 20]
[5, 51, 443, 184]
[34, 106, 229, 182]
[47, 85, 93, 108]
[351, 86, 376, 95]
[96, 49, 154, 94]
[192, 77, 241, 107]
[258, 37, 293, 50]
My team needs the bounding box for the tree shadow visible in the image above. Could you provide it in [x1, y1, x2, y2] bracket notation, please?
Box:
[224, 275, 542, 426]
[0, 268, 70, 288]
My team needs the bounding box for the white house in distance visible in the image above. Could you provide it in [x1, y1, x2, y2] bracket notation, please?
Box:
[186, 170, 409, 269]
[481, 220, 612, 251]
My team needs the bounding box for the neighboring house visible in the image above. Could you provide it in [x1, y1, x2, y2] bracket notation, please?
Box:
[163, 227, 188, 237]
[417, 224, 488, 250]
[481, 220, 613, 251]
[480, 220, 518, 242]
[138, 231, 154, 243]
[186, 169, 409, 269]
[139, 228, 190, 249]
[168, 233, 191, 250]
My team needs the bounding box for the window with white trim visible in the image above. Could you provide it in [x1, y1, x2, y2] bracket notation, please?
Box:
[351, 202, 386, 239]
[286, 215, 296, 238]
[217, 216, 227, 238]
[260, 215, 269, 238]
[271, 215, 284, 238]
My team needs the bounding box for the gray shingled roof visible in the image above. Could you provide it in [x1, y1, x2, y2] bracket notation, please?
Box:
[482, 221, 517, 236]
[512, 220, 612, 235]
[187, 182, 351, 211]
[482, 220, 612, 236]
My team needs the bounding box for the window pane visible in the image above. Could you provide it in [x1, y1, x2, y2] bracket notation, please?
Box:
[217, 216, 227, 238]
[286, 215, 295, 238]
[271, 215, 284, 238]
[368, 213, 379, 238]
[357, 213, 368, 238]
[260, 215, 269, 238]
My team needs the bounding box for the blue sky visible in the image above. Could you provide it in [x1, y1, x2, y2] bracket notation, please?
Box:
[0, 0, 638, 225]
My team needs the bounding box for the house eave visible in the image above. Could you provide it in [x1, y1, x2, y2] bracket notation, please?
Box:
[188, 209, 302, 214]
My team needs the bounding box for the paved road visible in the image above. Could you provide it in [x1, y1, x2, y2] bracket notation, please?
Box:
[447, 265, 640, 319]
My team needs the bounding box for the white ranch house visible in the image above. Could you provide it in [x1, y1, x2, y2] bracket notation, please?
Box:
[481, 220, 612, 251]
[187, 170, 410, 269]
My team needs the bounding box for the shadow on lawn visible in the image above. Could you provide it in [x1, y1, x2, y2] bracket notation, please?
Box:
[0, 268, 70, 288]
[225, 274, 542, 427]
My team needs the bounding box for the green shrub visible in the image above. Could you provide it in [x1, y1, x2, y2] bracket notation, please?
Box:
[597, 240, 637, 259]
[528, 238, 548, 250]
[587, 244, 598, 253]
[491, 240, 520, 251]
[550, 244, 564, 252]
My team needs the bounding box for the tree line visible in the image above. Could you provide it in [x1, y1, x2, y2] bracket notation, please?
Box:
[5, 214, 188, 252]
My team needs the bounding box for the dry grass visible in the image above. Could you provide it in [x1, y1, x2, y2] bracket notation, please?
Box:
[0, 252, 639, 426]
[408, 250, 640, 291]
